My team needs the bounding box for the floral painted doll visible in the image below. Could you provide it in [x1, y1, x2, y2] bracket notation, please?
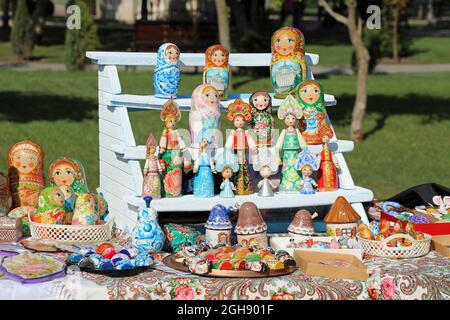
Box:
[296, 80, 334, 145]
[142, 133, 162, 199]
[249, 91, 274, 148]
[49, 157, 89, 195]
[203, 44, 231, 101]
[276, 95, 308, 192]
[72, 193, 99, 225]
[35, 186, 67, 225]
[270, 27, 307, 98]
[0, 173, 12, 216]
[189, 84, 222, 151]
[153, 43, 181, 98]
[252, 147, 278, 197]
[59, 184, 76, 224]
[8, 140, 45, 208]
[159, 98, 186, 197]
[295, 148, 320, 195]
[215, 149, 239, 198]
[193, 134, 216, 198]
[317, 142, 340, 192]
[225, 98, 257, 195]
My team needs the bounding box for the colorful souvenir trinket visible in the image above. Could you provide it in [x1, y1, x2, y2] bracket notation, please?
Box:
[71, 193, 99, 225]
[153, 42, 181, 98]
[295, 148, 319, 194]
[249, 91, 274, 148]
[235, 202, 268, 247]
[203, 44, 230, 101]
[252, 147, 278, 197]
[288, 209, 318, 236]
[34, 187, 67, 225]
[215, 149, 239, 198]
[205, 204, 233, 246]
[142, 134, 162, 199]
[324, 196, 360, 238]
[317, 142, 340, 192]
[193, 136, 216, 198]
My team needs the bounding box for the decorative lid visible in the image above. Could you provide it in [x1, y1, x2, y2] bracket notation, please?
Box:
[235, 202, 267, 235]
[205, 204, 232, 230]
[288, 209, 317, 235]
[324, 196, 361, 224]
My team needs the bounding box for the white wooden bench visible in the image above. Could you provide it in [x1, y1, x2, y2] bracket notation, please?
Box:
[87, 51, 373, 230]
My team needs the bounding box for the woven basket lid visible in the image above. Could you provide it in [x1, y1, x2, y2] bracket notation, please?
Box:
[235, 202, 267, 235]
[324, 196, 360, 224]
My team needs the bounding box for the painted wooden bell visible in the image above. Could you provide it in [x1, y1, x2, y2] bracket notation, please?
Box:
[235, 202, 268, 247]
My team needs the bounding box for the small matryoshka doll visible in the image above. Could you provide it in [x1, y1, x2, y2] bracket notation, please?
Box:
[8, 140, 45, 208]
[72, 193, 99, 225]
[214, 149, 239, 198]
[225, 98, 257, 196]
[235, 202, 268, 247]
[35, 186, 67, 225]
[48, 157, 89, 195]
[0, 173, 12, 215]
[203, 44, 230, 101]
[159, 98, 186, 198]
[296, 80, 334, 145]
[270, 27, 307, 98]
[189, 84, 222, 151]
[153, 42, 181, 99]
[249, 91, 274, 148]
[142, 133, 162, 199]
[205, 204, 233, 246]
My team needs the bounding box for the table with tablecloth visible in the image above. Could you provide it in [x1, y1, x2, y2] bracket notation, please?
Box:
[1, 251, 449, 300]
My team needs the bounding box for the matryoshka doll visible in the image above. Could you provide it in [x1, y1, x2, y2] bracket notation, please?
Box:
[203, 44, 230, 101]
[275, 95, 308, 192]
[189, 84, 222, 152]
[71, 193, 99, 225]
[235, 202, 268, 247]
[159, 98, 186, 197]
[270, 27, 307, 98]
[35, 186, 67, 225]
[8, 140, 45, 208]
[316, 142, 340, 192]
[225, 98, 257, 195]
[153, 42, 181, 99]
[0, 173, 12, 216]
[142, 133, 162, 199]
[249, 91, 274, 148]
[205, 204, 233, 246]
[48, 157, 89, 195]
[296, 80, 334, 145]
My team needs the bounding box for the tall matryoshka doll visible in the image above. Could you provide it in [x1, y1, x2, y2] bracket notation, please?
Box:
[249, 91, 274, 148]
[48, 157, 89, 195]
[153, 42, 181, 99]
[296, 80, 334, 145]
[203, 44, 230, 101]
[270, 27, 307, 98]
[8, 140, 45, 208]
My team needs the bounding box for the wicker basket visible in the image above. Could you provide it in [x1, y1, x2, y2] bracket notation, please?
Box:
[357, 233, 431, 259]
[28, 212, 114, 243]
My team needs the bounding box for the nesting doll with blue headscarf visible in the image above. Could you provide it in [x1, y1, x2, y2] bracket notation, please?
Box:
[153, 43, 181, 99]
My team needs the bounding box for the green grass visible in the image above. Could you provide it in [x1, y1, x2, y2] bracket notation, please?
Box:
[0, 70, 449, 199]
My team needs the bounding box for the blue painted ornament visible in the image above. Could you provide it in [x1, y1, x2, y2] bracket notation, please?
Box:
[134, 253, 155, 267]
[114, 260, 134, 270]
[370, 220, 380, 237]
[69, 253, 84, 264]
[97, 259, 114, 270]
[119, 247, 139, 259]
[153, 43, 181, 98]
[111, 253, 130, 266]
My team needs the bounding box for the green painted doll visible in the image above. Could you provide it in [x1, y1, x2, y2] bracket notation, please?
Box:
[35, 186, 67, 225]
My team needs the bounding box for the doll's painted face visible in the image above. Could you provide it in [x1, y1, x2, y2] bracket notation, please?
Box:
[273, 30, 296, 56]
[51, 162, 76, 186]
[202, 87, 219, 107]
[300, 84, 321, 104]
[200, 139, 209, 149]
[211, 49, 226, 66]
[59, 185, 74, 200]
[252, 94, 270, 111]
[260, 166, 272, 178]
[12, 150, 39, 174]
[165, 45, 180, 62]
[51, 187, 65, 206]
[219, 233, 228, 243]
[301, 165, 313, 177]
[234, 116, 246, 129]
[165, 116, 177, 129]
[285, 114, 297, 127]
[222, 167, 233, 179]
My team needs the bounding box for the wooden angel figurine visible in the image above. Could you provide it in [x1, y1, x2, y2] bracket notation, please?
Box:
[295, 148, 320, 195]
[317, 141, 340, 192]
[225, 98, 257, 195]
[252, 147, 278, 197]
[153, 43, 181, 98]
[0, 173, 12, 216]
[296, 80, 334, 145]
[159, 98, 186, 197]
[249, 91, 274, 148]
[276, 95, 308, 193]
[193, 133, 217, 198]
[142, 133, 162, 199]
[270, 27, 307, 98]
[203, 44, 230, 101]
[215, 149, 239, 198]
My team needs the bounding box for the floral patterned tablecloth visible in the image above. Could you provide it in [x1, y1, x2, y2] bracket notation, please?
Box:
[51, 251, 449, 300]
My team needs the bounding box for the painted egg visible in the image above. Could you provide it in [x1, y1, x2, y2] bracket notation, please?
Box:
[69, 253, 84, 264]
[119, 247, 139, 259]
[96, 243, 115, 255]
[101, 248, 117, 259]
[78, 257, 95, 269]
[79, 247, 96, 257]
[111, 253, 130, 265]
[114, 260, 134, 270]
[97, 259, 114, 270]
[88, 255, 103, 268]
[134, 253, 154, 267]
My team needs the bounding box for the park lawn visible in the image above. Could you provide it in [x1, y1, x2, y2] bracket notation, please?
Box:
[0, 70, 449, 199]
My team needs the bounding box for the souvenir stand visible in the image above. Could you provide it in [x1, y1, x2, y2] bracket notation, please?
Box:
[86, 51, 373, 231]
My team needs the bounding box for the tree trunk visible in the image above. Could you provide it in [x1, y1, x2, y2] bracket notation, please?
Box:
[214, 0, 230, 50]
[31, 0, 48, 47]
[426, 0, 436, 25]
[392, 4, 400, 63]
[2, 0, 10, 28]
[141, 0, 148, 21]
[230, 0, 247, 37]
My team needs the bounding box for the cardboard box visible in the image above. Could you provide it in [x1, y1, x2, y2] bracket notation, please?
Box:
[270, 236, 363, 260]
[432, 235, 450, 258]
[381, 211, 450, 236]
[294, 251, 369, 281]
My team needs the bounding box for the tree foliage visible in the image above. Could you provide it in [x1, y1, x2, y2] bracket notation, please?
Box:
[10, 0, 34, 61]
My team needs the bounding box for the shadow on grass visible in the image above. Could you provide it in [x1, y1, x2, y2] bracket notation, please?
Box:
[0, 91, 97, 122]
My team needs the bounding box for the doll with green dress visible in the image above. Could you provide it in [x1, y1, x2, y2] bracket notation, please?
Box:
[276, 95, 308, 193]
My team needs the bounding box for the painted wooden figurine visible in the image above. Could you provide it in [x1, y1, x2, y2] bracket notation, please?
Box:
[296, 80, 334, 145]
[295, 148, 320, 195]
[252, 147, 278, 197]
[8, 140, 45, 208]
[249, 91, 274, 148]
[193, 135, 216, 198]
[189, 84, 221, 151]
[0, 173, 12, 216]
[235, 202, 268, 247]
[215, 149, 239, 198]
[159, 98, 186, 197]
[35, 186, 67, 225]
[205, 204, 233, 246]
[71, 193, 99, 225]
[203, 44, 230, 101]
[276, 95, 308, 193]
[142, 133, 162, 199]
[49, 157, 89, 195]
[317, 142, 340, 192]
[225, 98, 257, 195]
[153, 42, 181, 98]
[270, 27, 307, 98]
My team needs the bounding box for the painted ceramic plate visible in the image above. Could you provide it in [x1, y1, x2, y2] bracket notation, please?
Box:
[19, 239, 60, 252]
